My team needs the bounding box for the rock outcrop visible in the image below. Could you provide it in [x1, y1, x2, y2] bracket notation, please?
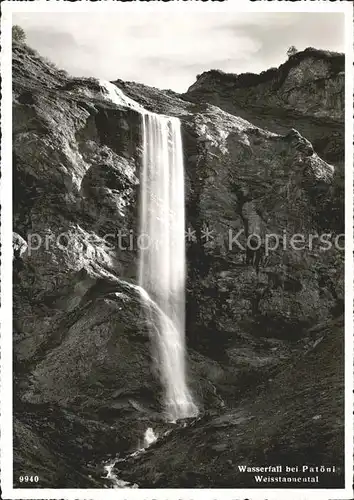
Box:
[12, 42, 344, 488]
[118, 316, 345, 488]
[185, 48, 344, 166]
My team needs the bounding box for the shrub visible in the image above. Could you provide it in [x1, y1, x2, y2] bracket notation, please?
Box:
[287, 45, 298, 58]
[12, 25, 26, 44]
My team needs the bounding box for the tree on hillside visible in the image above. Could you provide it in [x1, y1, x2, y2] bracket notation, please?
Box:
[287, 46, 298, 58]
[12, 25, 26, 44]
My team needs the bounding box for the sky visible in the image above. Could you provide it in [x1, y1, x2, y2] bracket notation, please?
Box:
[13, 13, 345, 93]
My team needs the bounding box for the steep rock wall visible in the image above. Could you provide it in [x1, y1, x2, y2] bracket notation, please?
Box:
[12, 42, 344, 487]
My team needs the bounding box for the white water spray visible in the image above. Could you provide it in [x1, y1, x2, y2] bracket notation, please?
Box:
[100, 80, 198, 422]
[143, 427, 158, 448]
[99, 80, 145, 112]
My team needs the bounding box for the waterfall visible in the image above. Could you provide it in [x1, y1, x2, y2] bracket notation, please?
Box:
[100, 80, 198, 422]
[139, 113, 198, 421]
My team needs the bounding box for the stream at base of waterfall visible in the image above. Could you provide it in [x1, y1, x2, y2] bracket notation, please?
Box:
[103, 428, 158, 489]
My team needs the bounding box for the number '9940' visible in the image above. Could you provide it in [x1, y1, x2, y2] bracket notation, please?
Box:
[19, 476, 39, 483]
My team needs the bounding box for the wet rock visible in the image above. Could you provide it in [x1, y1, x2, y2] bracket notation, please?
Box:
[13, 232, 27, 259]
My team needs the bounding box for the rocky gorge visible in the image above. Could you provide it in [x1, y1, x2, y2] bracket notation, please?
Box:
[12, 41, 345, 488]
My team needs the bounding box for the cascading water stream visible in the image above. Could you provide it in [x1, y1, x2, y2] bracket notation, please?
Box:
[100, 81, 198, 422]
[139, 113, 198, 421]
[103, 427, 157, 488]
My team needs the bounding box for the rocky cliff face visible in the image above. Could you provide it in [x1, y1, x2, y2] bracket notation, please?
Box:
[13, 42, 344, 487]
[185, 48, 344, 166]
